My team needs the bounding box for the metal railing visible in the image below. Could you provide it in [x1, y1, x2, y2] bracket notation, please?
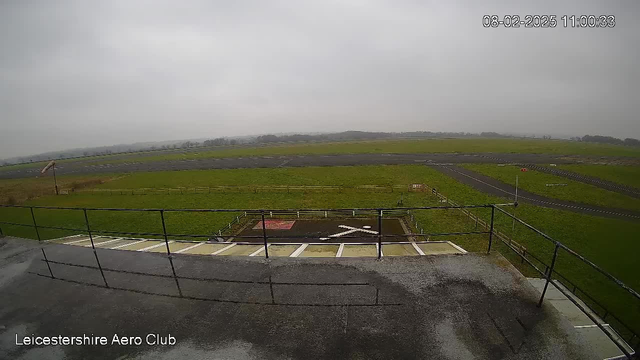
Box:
[0, 203, 638, 358]
[0, 204, 495, 258]
[491, 205, 639, 359]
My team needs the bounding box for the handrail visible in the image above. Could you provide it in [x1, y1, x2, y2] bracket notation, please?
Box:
[493, 205, 640, 302]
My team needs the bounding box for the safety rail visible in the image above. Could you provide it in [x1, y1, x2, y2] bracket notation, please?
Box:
[0, 203, 638, 358]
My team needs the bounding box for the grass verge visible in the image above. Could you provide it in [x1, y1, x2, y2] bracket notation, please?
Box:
[460, 164, 640, 211]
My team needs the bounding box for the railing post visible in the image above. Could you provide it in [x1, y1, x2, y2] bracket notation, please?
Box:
[537, 243, 560, 308]
[31, 207, 54, 278]
[377, 209, 383, 259]
[160, 210, 182, 297]
[30, 207, 41, 242]
[261, 211, 269, 259]
[487, 206, 495, 254]
[83, 209, 109, 288]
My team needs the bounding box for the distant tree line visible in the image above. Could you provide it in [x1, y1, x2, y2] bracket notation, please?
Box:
[4, 131, 639, 167]
[579, 135, 640, 147]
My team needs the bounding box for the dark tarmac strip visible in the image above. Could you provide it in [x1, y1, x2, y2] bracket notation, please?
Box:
[0, 153, 585, 179]
[520, 164, 640, 199]
[0, 237, 596, 360]
[431, 165, 640, 221]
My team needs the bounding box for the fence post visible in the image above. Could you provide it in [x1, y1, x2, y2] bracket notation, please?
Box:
[83, 209, 109, 287]
[0, 226, 3, 237]
[487, 206, 495, 254]
[261, 211, 269, 259]
[30, 207, 54, 278]
[537, 243, 560, 308]
[30, 207, 41, 242]
[377, 209, 383, 259]
[160, 210, 182, 297]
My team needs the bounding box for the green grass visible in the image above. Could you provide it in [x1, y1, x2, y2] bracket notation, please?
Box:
[0, 174, 115, 204]
[557, 164, 640, 190]
[460, 164, 640, 212]
[1, 164, 638, 336]
[90, 138, 640, 165]
[95, 165, 443, 188]
[3, 137, 636, 172]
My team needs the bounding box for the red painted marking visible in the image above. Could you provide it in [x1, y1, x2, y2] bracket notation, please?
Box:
[253, 220, 296, 230]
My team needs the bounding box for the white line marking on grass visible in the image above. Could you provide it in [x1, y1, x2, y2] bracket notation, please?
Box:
[87, 238, 123, 247]
[138, 241, 173, 252]
[411, 242, 425, 256]
[574, 324, 608, 329]
[290, 244, 309, 257]
[175, 242, 204, 254]
[447, 241, 468, 254]
[211, 243, 236, 255]
[336, 243, 345, 257]
[249, 244, 270, 257]
[64, 237, 92, 245]
[111, 239, 147, 249]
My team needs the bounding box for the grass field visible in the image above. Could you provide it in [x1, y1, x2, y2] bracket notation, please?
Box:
[460, 164, 640, 211]
[94, 165, 445, 188]
[0, 164, 638, 336]
[556, 164, 640, 190]
[3, 138, 640, 172]
[89, 138, 640, 165]
[0, 174, 115, 204]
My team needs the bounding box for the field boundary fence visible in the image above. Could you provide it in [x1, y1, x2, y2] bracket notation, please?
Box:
[0, 202, 637, 358]
[421, 184, 639, 359]
[66, 184, 414, 196]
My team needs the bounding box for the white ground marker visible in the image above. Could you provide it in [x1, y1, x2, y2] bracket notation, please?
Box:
[64, 237, 94, 245]
[211, 243, 236, 255]
[337, 225, 378, 234]
[175, 242, 204, 254]
[329, 229, 359, 238]
[411, 242, 426, 256]
[376, 243, 384, 257]
[336, 243, 345, 257]
[111, 239, 147, 249]
[138, 241, 173, 252]
[249, 244, 271, 257]
[290, 244, 309, 257]
[87, 238, 123, 247]
[447, 241, 468, 254]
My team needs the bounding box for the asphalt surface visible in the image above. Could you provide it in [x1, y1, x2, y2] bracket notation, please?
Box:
[521, 164, 640, 199]
[236, 218, 406, 244]
[0, 236, 597, 360]
[0, 153, 589, 179]
[432, 165, 640, 221]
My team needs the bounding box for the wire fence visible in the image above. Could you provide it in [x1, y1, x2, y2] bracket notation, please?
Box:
[66, 184, 416, 196]
[0, 202, 637, 358]
[417, 184, 638, 359]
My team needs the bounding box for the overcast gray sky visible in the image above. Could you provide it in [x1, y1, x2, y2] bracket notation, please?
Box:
[1, 0, 639, 158]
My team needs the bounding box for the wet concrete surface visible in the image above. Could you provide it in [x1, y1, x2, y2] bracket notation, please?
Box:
[432, 165, 640, 221]
[0, 236, 598, 359]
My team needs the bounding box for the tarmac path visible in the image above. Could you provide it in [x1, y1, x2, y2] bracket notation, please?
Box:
[0, 152, 608, 179]
[431, 165, 640, 221]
